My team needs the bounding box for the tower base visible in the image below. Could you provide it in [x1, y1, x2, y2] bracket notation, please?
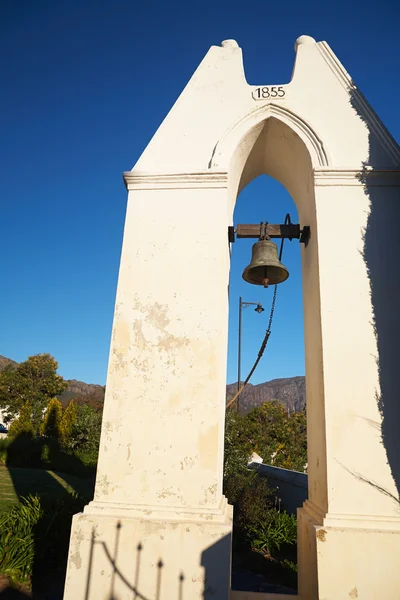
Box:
[63, 498, 233, 600]
[298, 501, 400, 599]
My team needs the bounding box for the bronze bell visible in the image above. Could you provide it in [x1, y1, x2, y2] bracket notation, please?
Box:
[242, 239, 289, 287]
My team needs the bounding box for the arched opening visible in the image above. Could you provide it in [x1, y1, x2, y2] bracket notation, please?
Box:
[226, 173, 305, 592]
[218, 112, 329, 593]
[227, 174, 304, 402]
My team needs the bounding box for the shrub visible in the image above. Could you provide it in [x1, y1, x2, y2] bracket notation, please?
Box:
[34, 491, 87, 582]
[224, 399, 300, 583]
[0, 495, 43, 585]
[65, 404, 102, 463]
[6, 434, 43, 468]
[242, 402, 307, 472]
[223, 409, 281, 554]
[3, 434, 95, 477]
[60, 401, 76, 447]
[41, 398, 63, 439]
[281, 558, 298, 573]
[232, 475, 276, 538]
[250, 509, 297, 556]
[0, 491, 88, 589]
[0, 439, 9, 466]
[7, 402, 34, 441]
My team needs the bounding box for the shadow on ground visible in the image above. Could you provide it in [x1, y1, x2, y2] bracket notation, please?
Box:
[1, 433, 95, 599]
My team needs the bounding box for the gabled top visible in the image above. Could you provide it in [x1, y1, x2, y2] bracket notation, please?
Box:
[131, 36, 400, 175]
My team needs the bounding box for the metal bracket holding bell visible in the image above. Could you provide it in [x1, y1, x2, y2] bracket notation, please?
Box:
[228, 216, 310, 287]
[228, 222, 310, 245]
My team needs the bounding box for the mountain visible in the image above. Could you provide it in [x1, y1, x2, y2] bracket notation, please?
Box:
[58, 380, 105, 409]
[59, 377, 306, 414]
[0, 356, 18, 371]
[226, 376, 306, 414]
[0, 355, 305, 414]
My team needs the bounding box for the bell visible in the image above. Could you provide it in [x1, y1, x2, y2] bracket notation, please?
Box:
[242, 240, 289, 286]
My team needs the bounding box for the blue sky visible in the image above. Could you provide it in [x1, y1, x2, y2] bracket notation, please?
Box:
[1, 1, 399, 385]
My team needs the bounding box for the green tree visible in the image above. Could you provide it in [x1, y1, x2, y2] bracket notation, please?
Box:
[60, 400, 76, 447]
[223, 408, 276, 547]
[223, 401, 307, 526]
[0, 354, 68, 433]
[232, 401, 307, 472]
[7, 401, 34, 440]
[41, 398, 63, 440]
[65, 404, 102, 462]
[223, 400, 306, 569]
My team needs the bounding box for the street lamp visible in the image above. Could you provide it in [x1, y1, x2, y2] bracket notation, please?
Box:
[237, 297, 265, 406]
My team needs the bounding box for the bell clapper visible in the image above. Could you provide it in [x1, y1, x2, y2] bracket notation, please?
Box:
[262, 266, 269, 288]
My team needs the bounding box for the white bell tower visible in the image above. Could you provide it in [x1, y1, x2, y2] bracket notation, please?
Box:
[64, 36, 400, 600]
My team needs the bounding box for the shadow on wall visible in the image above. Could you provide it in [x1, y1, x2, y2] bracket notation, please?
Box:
[0, 520, 229, 599]
[349, 82, 400, 504]
[81, 521, 231, 600]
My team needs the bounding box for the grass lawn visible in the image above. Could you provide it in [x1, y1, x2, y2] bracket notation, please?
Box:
[0, 466, 94, 513]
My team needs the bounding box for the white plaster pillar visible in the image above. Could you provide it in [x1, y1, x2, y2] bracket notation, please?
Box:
[63, 171, 233, 600]
[298, 170, 400, 600]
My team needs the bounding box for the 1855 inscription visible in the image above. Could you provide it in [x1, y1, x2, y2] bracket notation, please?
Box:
[252, 86, 286, 100]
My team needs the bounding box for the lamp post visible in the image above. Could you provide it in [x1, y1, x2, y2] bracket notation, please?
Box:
[237, 297, 264, 410]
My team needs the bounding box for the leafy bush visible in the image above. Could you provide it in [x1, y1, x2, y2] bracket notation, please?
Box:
[34, 491, 87, 583]
[60, 401, 76, 446]
[223, 410, 251, 483]
[236, 401, 307, 472]
[2, 399, 101, 476]
[250, 509, 297, 556]
[3, 434, 95, 477]
[0, 439, 8, 466]
[64, 404, 102, 463]
[0, 495, 43, 585]
[7, 402, 34, 441]
[224, 400, 301, 586]
[233, 476, 276, 536]
[41, 398, 63, 439]
[224, 410, 278, 537]
[5, 434, 43, 468]
[281, 558, 298, 573]
[0, 491, 87, 589]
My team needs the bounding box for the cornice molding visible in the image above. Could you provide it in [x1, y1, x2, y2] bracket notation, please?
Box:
[316, 42, 400, 167]
[124, 168, 400, 189]
[83, 495, 232, 523]
[123, 170, 228, 190]
[301, 500, 400, 531]
[314, 168, 400, 187]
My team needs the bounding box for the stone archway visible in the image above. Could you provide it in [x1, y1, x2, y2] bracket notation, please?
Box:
[220, 108, 329, 509]
[216, 109, 328, 599]
[64, 36, 400, 600]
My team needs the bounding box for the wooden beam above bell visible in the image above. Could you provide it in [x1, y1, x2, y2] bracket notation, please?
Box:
[236, 223, 301, 239]
[228, 223, 310, 245]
